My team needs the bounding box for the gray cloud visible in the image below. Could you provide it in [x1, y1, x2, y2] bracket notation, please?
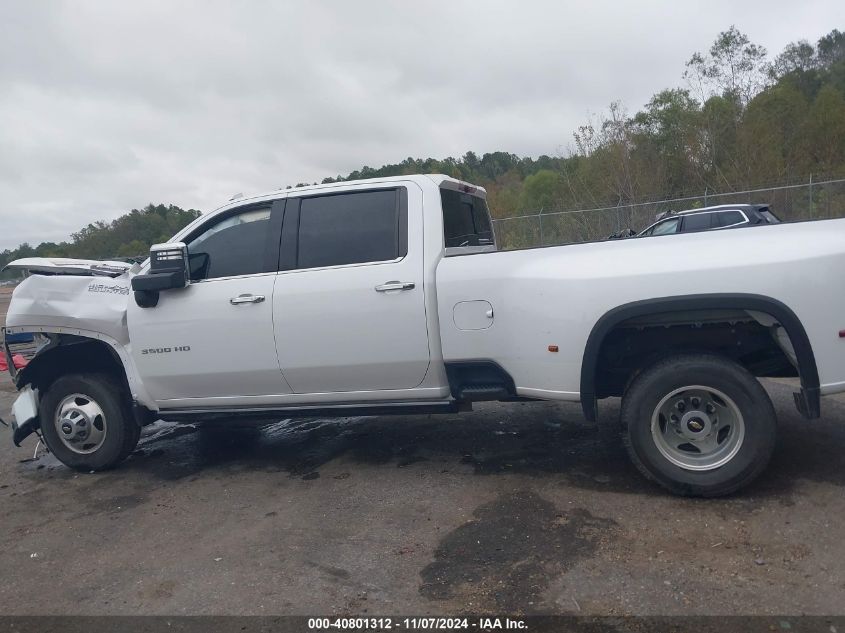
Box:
[0, 0, 841, 250]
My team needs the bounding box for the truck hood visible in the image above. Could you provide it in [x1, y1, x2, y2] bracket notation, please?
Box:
[3, 257, 135, 277]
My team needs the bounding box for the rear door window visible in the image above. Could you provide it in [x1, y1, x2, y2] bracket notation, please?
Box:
[681, 213, 714, 232]
[296, 189, 403, 269]
[441, 189, 494, 247]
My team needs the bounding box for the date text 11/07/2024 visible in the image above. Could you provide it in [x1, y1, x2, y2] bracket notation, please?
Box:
[307, 617, 527, 630]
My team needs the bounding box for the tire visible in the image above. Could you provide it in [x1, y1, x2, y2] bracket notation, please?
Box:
[39, 373, 140, 471]
[621, 354, 776, 497]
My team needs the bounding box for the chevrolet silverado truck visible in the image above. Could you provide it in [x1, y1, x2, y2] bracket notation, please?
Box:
[3, 174, 845, 496]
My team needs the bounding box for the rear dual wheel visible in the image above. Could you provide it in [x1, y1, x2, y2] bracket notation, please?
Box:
[621, 354, 777, 497]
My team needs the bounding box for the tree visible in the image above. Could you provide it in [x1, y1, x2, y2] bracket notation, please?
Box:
[116, 240, 149, 259]
[631, 89, 703, 194]
[685, 26, 769, 107]
[817, 29, 845, 68]
[738, 82, 810, 181]
[519, 170, 561, 212]
[768, 40, 817, 78]
[803, 85, 845, 172]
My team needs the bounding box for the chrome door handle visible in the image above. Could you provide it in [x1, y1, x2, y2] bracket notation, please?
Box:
[230, 294, 265, 305]
[374, 281, 415, 292]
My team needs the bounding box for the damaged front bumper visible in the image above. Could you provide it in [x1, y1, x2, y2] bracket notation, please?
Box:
[2, 330, 17, 382]
[10, 386, 39, 446]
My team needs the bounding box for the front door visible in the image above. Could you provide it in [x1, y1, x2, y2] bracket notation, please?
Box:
[127, 202, 290, 406]
[272, 185, 430, 394]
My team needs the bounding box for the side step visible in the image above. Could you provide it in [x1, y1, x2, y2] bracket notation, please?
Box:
[457, 384, 511, 402]
[445, 361, 517, 403]
[159, 400, 468, 424]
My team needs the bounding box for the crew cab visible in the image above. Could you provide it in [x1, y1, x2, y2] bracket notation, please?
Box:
[3, 175, 845, 496]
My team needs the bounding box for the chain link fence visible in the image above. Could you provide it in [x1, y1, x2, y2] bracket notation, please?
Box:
[491, 177, 845, 250]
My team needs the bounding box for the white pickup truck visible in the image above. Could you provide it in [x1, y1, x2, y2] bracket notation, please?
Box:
[3, 174, 845, 496]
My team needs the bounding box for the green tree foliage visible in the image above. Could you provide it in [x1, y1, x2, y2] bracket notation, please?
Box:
[520, 170, 562, 211]
[804, 85, 845, 171]
[0, 204, 199, 278]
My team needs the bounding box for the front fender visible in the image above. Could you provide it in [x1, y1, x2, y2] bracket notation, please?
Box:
[4, 328, 157, 411]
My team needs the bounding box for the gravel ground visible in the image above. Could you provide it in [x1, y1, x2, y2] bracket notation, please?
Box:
[1, 288, 845, 616]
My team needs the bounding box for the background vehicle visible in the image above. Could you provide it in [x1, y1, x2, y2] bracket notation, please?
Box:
[638, 204, 781, 237]
[3, 176, 845, 496]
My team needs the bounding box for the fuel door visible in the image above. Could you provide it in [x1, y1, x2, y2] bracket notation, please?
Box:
[453, 300, 494, 331]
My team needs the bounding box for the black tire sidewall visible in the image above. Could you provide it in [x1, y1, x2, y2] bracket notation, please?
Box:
[39, 374, 132, 471]
[622, 355, 777, 496]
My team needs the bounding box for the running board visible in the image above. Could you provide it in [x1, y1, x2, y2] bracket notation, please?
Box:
[158, 400, 469, 424]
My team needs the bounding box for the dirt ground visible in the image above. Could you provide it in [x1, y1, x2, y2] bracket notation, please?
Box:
[1, 287, 845, 616]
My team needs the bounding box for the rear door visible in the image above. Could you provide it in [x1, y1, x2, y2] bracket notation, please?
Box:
[272, 184, 430, 394]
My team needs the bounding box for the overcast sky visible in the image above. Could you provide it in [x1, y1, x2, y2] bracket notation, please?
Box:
[0, 0, 842, 251]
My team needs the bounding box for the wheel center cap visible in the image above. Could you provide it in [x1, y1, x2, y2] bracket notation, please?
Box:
[59, 409, 91, 441]
[679, 410, 713, 439]
[687, 418, 705, 433]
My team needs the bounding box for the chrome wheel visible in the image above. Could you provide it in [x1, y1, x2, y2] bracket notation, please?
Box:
[54, 393, 108, 455]
[651, 385, 745, 471]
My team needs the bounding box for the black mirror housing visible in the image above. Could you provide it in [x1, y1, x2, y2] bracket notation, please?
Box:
[131, 242, 189, 307]
[131, 270, 186, 292]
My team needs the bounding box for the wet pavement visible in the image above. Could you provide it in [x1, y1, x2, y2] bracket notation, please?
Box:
[1, 288, 845, 615]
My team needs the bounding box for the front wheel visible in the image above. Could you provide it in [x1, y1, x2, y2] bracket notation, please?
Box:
[39, 373, 140, 471]
[621, 354, 777, 497]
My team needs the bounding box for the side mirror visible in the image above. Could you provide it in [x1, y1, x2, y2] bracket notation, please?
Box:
[131, 242, 189, 307]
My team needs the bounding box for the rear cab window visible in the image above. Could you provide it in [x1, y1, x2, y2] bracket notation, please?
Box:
[440, 185, 496, 255]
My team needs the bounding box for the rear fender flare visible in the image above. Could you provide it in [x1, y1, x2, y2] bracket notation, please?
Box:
[579, 293, 820, 421]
